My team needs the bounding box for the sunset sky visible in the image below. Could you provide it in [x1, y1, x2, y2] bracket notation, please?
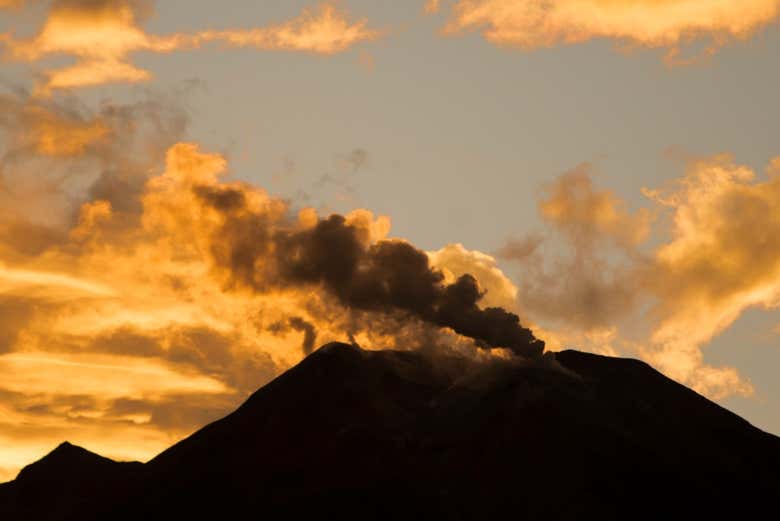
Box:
[1, 0, 780, 481]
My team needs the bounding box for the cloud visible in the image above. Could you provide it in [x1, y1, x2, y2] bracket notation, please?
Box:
[163, 143, 542, 357]
[432, 0, 780, 62]
[767, 156, 780, 177]
[424, 0, 441, 14]
[0, 88, 189, 239]
[0, 1, 380, 94]
[508, 156, 780, 400]
[539, 164, 652, 249]
[269, 317, 318, 356]
[428, 242, 521, 313]
[0, 0, 25, 10]
[0, 352, 228, 397]
[0, 96, 111, 157]
[0, 130, 545, 478]
[495, 234, 543, 264]
[502, 164, 649, 331]
[108, 393, 238, 432]
[638, 154, 780, 397]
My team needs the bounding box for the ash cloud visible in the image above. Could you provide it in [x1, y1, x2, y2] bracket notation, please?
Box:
[498, 165, 649, 332]
[196, 184, 544, 357]
[288, 317, 317, 355]
[268, 317, 318, 355]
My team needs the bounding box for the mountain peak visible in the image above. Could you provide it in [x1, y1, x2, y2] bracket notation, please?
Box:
[50, 441, 84, 456]
[15, 442, 118, 484]
[316, 341, 359, 353]
[309, 340, 363, 361]
[2, 345, 779, 520]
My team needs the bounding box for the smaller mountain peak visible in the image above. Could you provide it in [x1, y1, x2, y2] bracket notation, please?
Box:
[13, 442, 117, 485]
[48, 441, 94, 458]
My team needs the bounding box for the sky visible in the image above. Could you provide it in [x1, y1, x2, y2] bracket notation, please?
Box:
[1, 0, 780, 480]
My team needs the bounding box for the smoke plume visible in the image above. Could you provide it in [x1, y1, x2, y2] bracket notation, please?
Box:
[188, 160, 544, 358]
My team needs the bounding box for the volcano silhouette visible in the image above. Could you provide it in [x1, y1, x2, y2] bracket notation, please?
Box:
[1, 342, 778, 520]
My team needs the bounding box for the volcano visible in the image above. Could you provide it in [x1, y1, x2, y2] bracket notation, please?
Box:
[1, 342, 778, 520]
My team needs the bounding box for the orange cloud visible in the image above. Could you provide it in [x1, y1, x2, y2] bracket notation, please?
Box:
[433, 0, 780, 62]
[498, 164, 648, 333]
[0, 138, 533, 479]
[0, 95, 110, 156]
[0, 0, 26, 9]
[190, 4, 381, 54]
[424, 0, 441, 14]
[638, 154, 780, 397]
[1, 1, 380, 94]
[0, 90, 190, 247]
[505, 155, 780, 400]
[25, 107, 110, 156]
[428, 243, 520, 313]
[768, 157, 780, 176]
[539, 164, 652, 249]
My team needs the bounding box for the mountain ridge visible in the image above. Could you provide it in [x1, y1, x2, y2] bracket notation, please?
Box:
[1, 343, 778, 520]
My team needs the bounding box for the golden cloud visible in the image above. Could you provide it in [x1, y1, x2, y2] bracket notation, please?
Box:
[0, 90, 189, 253]
[506, 155, 780, 400]
[0, 95, 111, 157]
[432, 0, 780, 62]
[1, 1, 380, 94]
[424, 0, 441, 14]
[638, 154, 780, 397]
[0, 0, 24, 9]
[539, 164, 652, 249]
[499, 164, 648, 332]
[0, 136, 531, 479]
[428, 242, 520, 312]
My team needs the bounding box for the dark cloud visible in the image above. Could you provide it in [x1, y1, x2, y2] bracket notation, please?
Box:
[269, 317, 318, 356]
[197, 188, 544, 357]
[495, 234, 544, 263]
[288, 317, 317, 355]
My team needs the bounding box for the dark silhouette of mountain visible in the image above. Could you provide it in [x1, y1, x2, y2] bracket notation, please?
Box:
[1, 343, 778, 520]
[0, 442, 143, 521]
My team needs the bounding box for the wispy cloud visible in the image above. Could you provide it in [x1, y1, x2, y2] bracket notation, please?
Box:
[1, 1, 381, 94]
[429, 0, 780, 62]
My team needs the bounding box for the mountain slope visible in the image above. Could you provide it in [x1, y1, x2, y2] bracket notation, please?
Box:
[1, 343, 778, 520]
